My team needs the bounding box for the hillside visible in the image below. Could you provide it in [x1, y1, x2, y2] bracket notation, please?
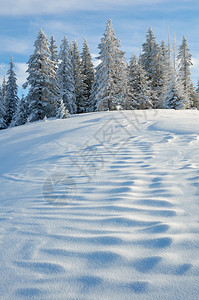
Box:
[0, 109, 199, 299]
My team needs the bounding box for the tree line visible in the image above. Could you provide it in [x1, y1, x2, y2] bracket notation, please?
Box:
[0, 19, 198, 130]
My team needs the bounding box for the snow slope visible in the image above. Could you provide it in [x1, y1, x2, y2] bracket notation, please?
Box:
[0, 109, 199, 299]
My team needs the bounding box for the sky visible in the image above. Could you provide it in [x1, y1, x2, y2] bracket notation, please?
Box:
[1, 0, 199, 96]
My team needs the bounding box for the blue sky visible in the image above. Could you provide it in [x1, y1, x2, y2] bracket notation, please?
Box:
[1, 0, 199, 96]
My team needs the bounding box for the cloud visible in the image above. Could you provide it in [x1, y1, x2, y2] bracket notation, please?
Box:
[0, 64, 8, 80]
[0, 38, 31, 55]
[0, 0, 190, 16]
[191, 56, 199, 70]
[190, 56, 199, 86]
[15, 63, 27, 86]
[42, 20, 83, 39]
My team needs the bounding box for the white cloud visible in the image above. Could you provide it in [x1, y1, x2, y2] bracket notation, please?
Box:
[43, 20, 82, 39]
[0, 0, 184, 15]
[15, 63, 27, 86]
[191, 57, 199, 70]
[0, 64, 8, 80]
[0, 38, 31, 55]
[190, 56, 199, 86]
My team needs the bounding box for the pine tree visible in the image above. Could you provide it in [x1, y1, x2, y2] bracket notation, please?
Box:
[194, 79, 199, 108]
[196, 79, 199, 94]
[159, 40, 173, 107]
[71, 40, 87, 113]
[191, 90, 199, 109]
[2, 75, 6, 103]
[127, 54, 152, 110]
[90, 19, 127, 111]
[164, 72, 185, 109]
[49, 35, 59, 83]
[56, 98, 70, 119]
[5, 57, 19, 126]
[49, 35, 58, 63]
[49, 35, 60, 102]
[11, 94, 28, 126]
[57, 36, 76, 114]
[141, 27, 162, 108]
[89, 65, 102, 112]
[0, 87, 6, 129]
[126, 54, 139, 109]
[177, 36, 194, 108]
[23, 29, 59, 122]
[81, 38, 95, 112]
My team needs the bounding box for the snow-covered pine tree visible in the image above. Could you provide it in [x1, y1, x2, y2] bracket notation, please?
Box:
[196, 79, 199, 94]
[11, 94, 28, 126]
[49, 35, 58, 63]
[1, 75, 7, 128]
[163, 36, 186, 109]
[23, 29, 59, 122]
[0, 87, 6, 129]
[194, 79, 199, 109]
[164, 72, 185, 109]
[71, 40, 87, 113]
[57, 37, 76, 114]
[159, 40, 173, 107]
[90, 19, 127, 111]
[191, 90, 199, 109]
[56, 98, 70, 119]
[49, 35, 60, 103]
[141, 27, 163, 108]
[177, 36, 194, 108]
[136, 56, 153, 109]
[5, 57, 19, 126]
[89, 64, 102, 112]
[172, 34, 177, 73]
[127, 54, 152, 110]
[49, 35, 59, 83]
[81, 38, 95, 112]
[2, 75, 6, 103]
[126, 54, 139, 110]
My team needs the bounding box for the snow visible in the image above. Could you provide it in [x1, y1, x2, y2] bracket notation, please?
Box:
[0, 109, 199, 299]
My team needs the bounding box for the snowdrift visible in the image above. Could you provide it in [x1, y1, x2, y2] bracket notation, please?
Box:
[0, 109, 199, 299]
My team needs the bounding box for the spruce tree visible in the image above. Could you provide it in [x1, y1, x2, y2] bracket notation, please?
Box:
[126, 54, 139, 109]
[56, 98, 70, 119]
[159, 40, 173, 107]
[196, 79, 199, 94]
[2, 75, 6, 104]
[49, 35, 58, 63]
[127, 54, 152, 110]
[11, 94, 28, 126]
[23, 29, 59, 122]
[90, 19, 127, 111]
[141, 27, 162, 108]
[81, 38, 95, 112]
[164, 73, 185, 109]
[0, 87, 6, 129]
[191, 90, 199, 109]
[177, 36, 194, 108]
[49, 35, 59, 84]
[57, 37, 76, 114]
[71, 40, 87, 113]
[194, 80, 199, 108]
[5, 57, 19, 126]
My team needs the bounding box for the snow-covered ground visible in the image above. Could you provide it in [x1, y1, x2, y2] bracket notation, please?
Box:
[0, 109, 199, 300]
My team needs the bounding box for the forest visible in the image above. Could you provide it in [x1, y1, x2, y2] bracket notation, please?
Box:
[0, 18, 198, 130]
